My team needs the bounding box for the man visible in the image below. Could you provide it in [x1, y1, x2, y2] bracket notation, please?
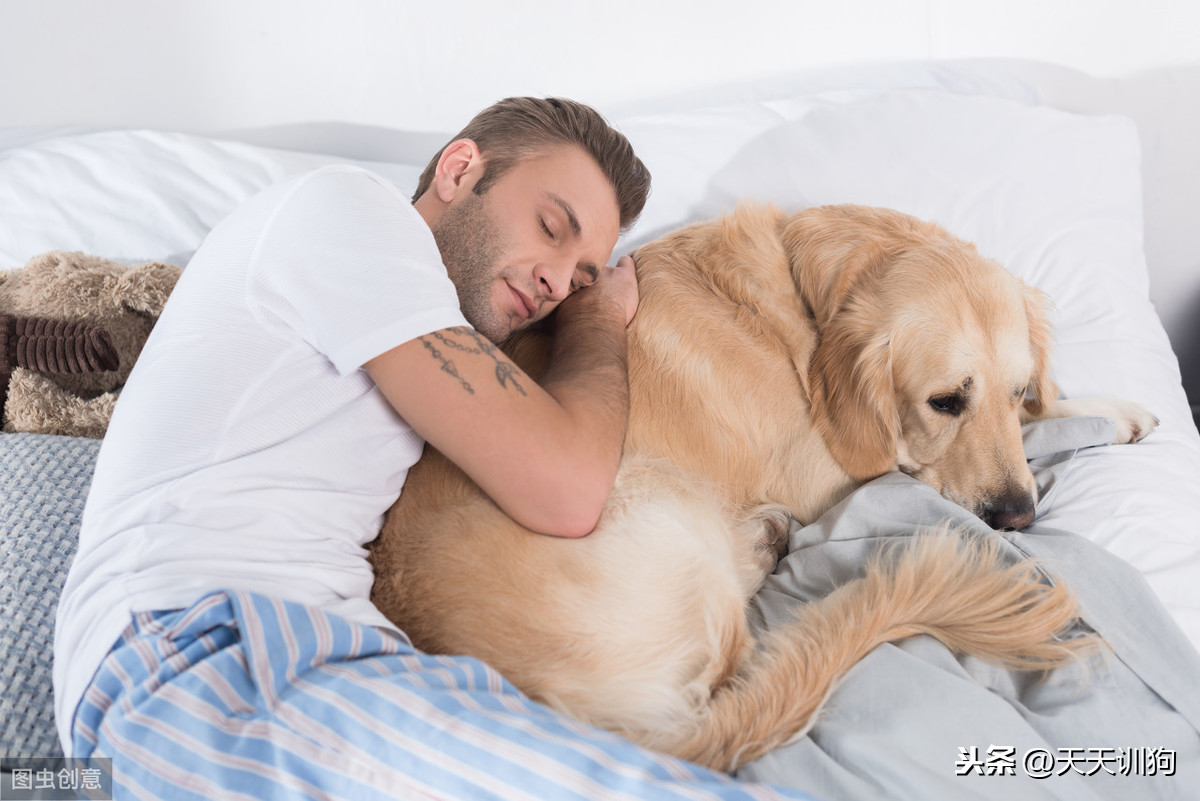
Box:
[53, 97, 812, 800]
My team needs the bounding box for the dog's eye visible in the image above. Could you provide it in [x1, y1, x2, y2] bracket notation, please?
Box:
[928, 394, 964, 416]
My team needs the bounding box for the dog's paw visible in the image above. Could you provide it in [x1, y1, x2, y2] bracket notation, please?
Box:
[733, 505, 794, 593]
[1054, 397, 1159, 444]
[1108, 400, 1159, 444]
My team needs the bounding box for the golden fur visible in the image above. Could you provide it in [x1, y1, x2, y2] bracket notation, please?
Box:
[370, 204, 1146, 771]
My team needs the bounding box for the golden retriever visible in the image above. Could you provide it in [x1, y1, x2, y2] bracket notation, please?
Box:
[369, 204, 1153, 771]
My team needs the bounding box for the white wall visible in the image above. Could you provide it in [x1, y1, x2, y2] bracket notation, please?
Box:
[2, 0, 1198, 405]
[2, 0, 1197, 134]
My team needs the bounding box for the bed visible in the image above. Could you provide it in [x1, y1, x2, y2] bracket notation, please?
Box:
[2, 59, 1198, 798]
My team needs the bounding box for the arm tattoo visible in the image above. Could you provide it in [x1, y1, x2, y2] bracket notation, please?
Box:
[419, 336, 474, 394]
[419, 327, 528, 396]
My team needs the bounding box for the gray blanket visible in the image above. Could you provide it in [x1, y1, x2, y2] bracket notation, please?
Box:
[741, 417, 1200, 800]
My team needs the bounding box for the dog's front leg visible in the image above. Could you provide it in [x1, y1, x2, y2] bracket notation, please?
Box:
[1024, 397, 1159, 444]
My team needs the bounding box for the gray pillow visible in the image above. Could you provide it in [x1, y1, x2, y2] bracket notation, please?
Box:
[0, 433, 100, 759]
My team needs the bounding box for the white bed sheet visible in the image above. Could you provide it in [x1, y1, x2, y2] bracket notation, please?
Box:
[2, 71, 1197, 652]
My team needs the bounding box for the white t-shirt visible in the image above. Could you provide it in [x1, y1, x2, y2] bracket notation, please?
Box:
[53, 165, 469, 751]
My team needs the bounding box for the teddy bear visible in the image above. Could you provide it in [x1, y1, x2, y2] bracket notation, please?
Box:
[0, 250, 182, 438]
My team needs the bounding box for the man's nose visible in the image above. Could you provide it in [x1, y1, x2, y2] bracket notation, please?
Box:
[533, 259, 574, 302]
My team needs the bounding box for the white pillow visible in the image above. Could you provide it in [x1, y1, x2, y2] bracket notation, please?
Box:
[613, 90, 1200, 646]
[0, 129, 421, 270]
[617, 91, 1180, 417]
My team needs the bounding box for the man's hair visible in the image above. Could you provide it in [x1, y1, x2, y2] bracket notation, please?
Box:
[413, 97, 651, 232]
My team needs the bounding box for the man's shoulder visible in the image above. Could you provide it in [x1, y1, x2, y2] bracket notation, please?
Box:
[284, 164, 413, 209]
[252, 163, 430, 256]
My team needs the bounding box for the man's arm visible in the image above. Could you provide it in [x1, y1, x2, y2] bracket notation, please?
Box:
[366, 257, 636, 538]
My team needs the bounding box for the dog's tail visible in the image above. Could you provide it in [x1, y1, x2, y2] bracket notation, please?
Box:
[672, 527, 1098, 771]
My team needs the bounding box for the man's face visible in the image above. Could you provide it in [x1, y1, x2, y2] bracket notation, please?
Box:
[432, 145, 621, 343]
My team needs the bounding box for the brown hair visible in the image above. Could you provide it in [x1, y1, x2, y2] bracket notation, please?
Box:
[412, 97, 651, 231]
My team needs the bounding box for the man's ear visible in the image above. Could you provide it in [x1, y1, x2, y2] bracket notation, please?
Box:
[432, 139, 482, 202]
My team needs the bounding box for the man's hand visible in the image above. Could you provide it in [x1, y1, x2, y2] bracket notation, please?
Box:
[575, 253, 638, 327]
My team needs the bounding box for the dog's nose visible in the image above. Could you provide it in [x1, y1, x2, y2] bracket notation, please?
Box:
[982, 492, 1036, 531]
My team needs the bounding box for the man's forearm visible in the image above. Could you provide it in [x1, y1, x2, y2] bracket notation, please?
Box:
[543, 292, 630, 422]
[535, 290, 632, 531]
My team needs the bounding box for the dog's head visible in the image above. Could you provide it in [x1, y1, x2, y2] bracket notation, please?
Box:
[783, 205, 1057, 531]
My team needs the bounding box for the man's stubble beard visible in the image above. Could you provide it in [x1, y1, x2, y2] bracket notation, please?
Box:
[431, 191, 513, 344]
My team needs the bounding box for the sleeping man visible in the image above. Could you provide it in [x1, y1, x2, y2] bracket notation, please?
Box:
[52, 97, 812, 800]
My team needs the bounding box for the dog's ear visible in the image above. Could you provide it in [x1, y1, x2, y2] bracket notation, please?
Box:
[808, 310, 900, 480]
[783, 205, 909, 478]
[781, 205, 915, 326]
[1021, 283, 1059, 417]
